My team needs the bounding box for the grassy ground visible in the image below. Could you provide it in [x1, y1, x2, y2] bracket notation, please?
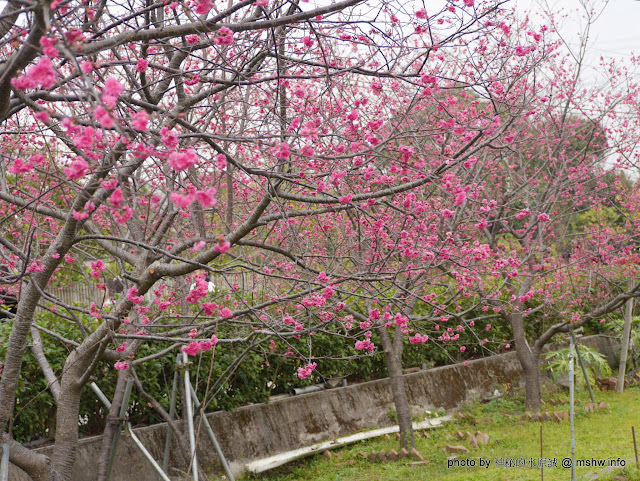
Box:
[247, 383, 640, 481]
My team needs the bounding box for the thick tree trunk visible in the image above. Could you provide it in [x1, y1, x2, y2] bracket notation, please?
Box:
[509, 311, 542, 411]
[51, 362, 84, 479]
[51, 340, 103, 480]
[0, 214, 90, 435]
[0, 283, 44, 431]
[521, 355, 542, 411]
[377, 326, 415, 450]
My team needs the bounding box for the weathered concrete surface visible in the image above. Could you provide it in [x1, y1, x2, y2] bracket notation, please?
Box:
[9, 334, 619, 480]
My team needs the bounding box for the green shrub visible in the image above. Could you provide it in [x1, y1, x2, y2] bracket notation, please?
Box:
[542, 344, 612, 386]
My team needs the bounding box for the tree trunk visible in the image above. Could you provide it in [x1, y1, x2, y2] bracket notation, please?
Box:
[377, 326, 415, 450]
[509, 311, 542, 411]
[51, 340, 103, 480]
[521, 354, 542, 411]
[50, 359, 85, 479]
[0, 282, 45, 431]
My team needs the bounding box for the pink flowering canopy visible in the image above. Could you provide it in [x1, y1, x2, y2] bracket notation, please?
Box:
[2, 0, 640, 476]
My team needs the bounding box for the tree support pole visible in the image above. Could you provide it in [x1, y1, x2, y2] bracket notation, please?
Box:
[93, 378, 133, 481]
[617, 298, 634, 393]
[182, 352, 199, 481]
[0, 443, 9, 481]
[188, 383, 235, 481]
[90, 382, 113, 409]
[569, 335, 576, 481]
[570, 332, 595, 404]
[125, 423, 172, 481]
[162, 354, 181, 474]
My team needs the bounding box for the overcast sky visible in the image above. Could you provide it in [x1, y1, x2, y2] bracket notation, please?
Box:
[515, 0, 640, 66]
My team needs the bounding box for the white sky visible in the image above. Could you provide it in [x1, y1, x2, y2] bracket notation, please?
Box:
[516, 0, 640, 67]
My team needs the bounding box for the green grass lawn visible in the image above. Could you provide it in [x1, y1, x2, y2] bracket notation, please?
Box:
[248, 384, 640, 481]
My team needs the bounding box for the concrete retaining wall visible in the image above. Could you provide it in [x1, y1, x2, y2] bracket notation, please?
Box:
[9, 334, 620, 480]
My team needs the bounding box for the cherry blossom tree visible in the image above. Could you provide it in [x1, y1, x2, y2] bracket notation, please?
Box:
[450, 6, 640, 412]
[0, 0, 531, 477]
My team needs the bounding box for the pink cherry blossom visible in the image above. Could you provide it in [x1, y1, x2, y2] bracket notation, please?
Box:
[355, 339, 375, 351]
[170, 191, 196, 208]
[72, 210, 89, 220]
[454, 191, 467, 206]
[297, 362, 317, 380]
[215, 154, 227, 170]
[30, 57, 58, 88]
[186, 278, 208, 303]
[194, 0, 213, 14]
[214, 236, 231, 254]
[202, 303, 218, 315]
[11, 57, 57, 90]
[114, 361, 130, 370]
[8, 159, 33, 174]
[90, 260, 105, 278]
[136, 58, 149, 73]
[102, 78, 123, 108]
[102, 178, 118, 190]
[322, 286, 335, 299]
[64, 158, 89, 180]
[132, 111, 149, 131]
[94, 106, 114, 128]
[110, 188, 123, 207]
[273, 142, 291, 160]
[182, 341, 201, 356]
[73, 127, 97, 149]
[34, 111, 50, 123]
[195, 188, 217, 207]
[192, 241, 206, 252]
[214, 27, 234, 45]
[113, 205, 133, 223]
[160, 127, 179, 148]
[127, 286, 144, 304]
[168, 149, 198, 171]
[40, 37, 59, 58]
